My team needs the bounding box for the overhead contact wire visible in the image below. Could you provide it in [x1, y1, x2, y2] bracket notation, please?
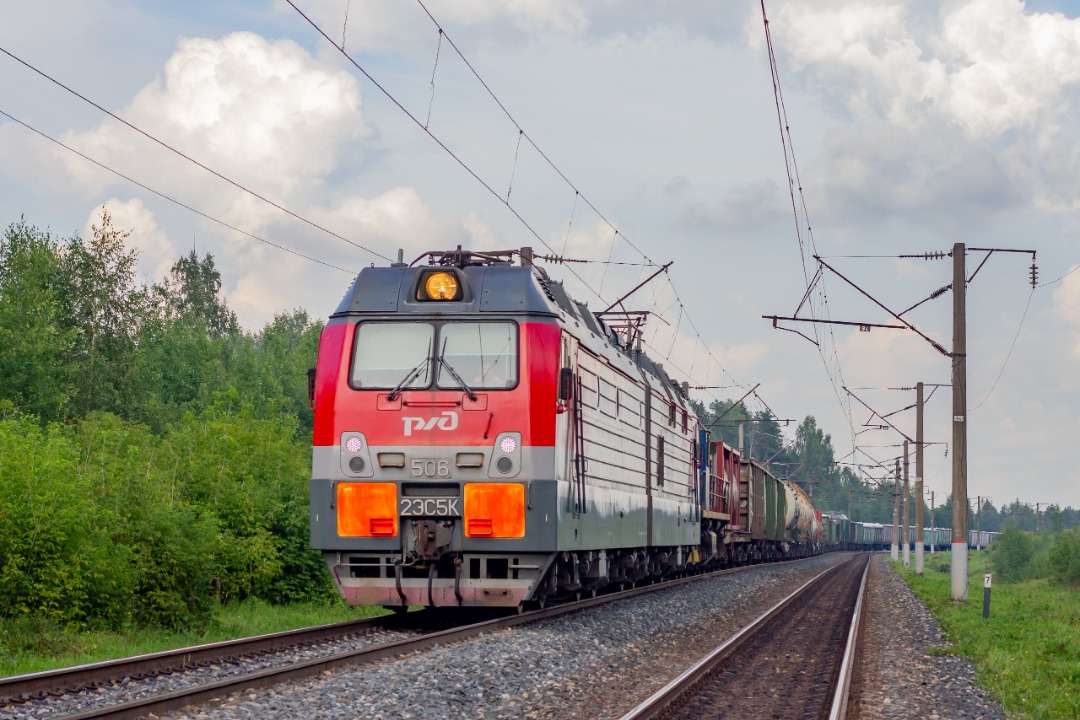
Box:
[0, 45, 390, 263]
[284, 0, 603, 304]
[412, 0, 760, 399]
[0, 107, 355, 275]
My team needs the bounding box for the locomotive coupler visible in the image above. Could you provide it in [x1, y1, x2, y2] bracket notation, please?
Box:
[453, 554, 463, 606]
[406, 518, 455, 561]
[392, 560, 407, 607]
[427, 563, 437, 608]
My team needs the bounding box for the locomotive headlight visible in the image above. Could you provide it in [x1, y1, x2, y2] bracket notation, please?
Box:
[423, 271, 459, 300]
[489, 432, 521, 478]
[340, 432, 373, 478]
[464, 483, 525, 538]
[337, 482, 398, 537]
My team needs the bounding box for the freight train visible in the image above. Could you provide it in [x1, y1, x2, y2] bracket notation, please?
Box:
[308, 248, 923, 610]
[822, 515, 995, 553]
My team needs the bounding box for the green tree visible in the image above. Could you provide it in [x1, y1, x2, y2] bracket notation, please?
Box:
[0, 219, 75, 419]
[976, 498, 1002, 533]
[154, 249, 238, 337]
[1000, 499, 1036, 532]
[57, 208, 149, 417]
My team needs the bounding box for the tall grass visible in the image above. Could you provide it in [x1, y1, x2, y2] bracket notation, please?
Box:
[0, 599, 386, 677]
[897, 550, 1080, 720]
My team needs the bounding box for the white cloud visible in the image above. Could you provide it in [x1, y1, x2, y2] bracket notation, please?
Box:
[763, 0, 1080, 138]
[59, 32, 365, 231]
[82, 198, 176, 284]
[311, 186, 449, 263]
[1052, 266, 1080, 357]
[285, 0, 590, 56]
[938, 0, 1080, 137]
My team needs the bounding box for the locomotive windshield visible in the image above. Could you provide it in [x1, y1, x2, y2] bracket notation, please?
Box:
[350, 321, 517, 390]
[437, 322, 516, 390]
[352, 322, 433, 389]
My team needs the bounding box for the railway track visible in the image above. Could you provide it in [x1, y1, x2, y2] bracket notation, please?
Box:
[620, 552, 870, 720]
[1, 556, 828, 720]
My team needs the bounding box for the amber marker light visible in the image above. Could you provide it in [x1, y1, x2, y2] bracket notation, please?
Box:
[337, 482, 398, 537]
[423, 271, 459, 300]
[464, 483, 525, 538]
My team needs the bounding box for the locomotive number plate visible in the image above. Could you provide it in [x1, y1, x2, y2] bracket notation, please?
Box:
[410, 458, 451, 478]
[400, 497, 461, 517]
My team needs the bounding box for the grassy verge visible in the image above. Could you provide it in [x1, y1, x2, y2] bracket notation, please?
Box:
[894, 550, 1080, 720]
[0, 599, 388, 678]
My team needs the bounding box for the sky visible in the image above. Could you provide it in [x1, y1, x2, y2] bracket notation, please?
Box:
[1, 0, 1078, 509]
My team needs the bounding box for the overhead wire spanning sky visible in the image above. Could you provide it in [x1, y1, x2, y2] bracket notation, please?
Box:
[0, 0, 1078, 507]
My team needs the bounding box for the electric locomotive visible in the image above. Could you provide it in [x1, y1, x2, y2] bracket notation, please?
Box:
[309, 248, 703, 609]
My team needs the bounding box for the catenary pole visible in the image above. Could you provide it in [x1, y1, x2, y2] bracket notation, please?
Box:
[915, 383, 925, 574]
[952, 242, 969, 601]
[903, 440, 910, 567]
[977, 496, 982, 550]
[892, 459, 900, 562]
[930, 490, 935, 554]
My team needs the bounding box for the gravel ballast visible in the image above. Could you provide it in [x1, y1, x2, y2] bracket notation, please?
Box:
[166, 555, 848, 720]
[3, 552, 1006, 720]
[849, 553, 1006, 720]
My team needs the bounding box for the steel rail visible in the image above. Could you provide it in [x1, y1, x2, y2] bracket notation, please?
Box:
[827, 551, 871, 720]
[617, 553, 869, 720]
[24, 555, 826, 720]
[0, 614, 400, 704]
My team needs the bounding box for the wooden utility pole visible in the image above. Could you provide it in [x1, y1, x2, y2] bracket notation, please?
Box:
[1036, 503, 1041, 533]
[976, 496, 982, 550]
[892, 459, 900, 562]
[915, 382, 925, 574]
[764, 242, 1034, 602]
[951, 242, 969, 601]
[903, 440, 910, 568]
[930, 490, 935, 554]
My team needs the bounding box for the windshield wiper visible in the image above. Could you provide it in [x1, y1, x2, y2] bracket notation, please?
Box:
[387, 340, 432, 401]
[437, 338, 477, 401]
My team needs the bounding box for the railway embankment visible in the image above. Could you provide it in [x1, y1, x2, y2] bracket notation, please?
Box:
[889, 547, 1080, 720]
[851, 554, 1005, 720]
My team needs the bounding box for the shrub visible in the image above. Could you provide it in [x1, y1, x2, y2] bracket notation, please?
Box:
[0, 417, 132, 626]
[1047, 529, 1080, 587]
[990, 522, 1036, 582]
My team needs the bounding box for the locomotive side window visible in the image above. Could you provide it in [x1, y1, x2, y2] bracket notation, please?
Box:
[351, 323, 434, 389]
[436, 322, 518, 390]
